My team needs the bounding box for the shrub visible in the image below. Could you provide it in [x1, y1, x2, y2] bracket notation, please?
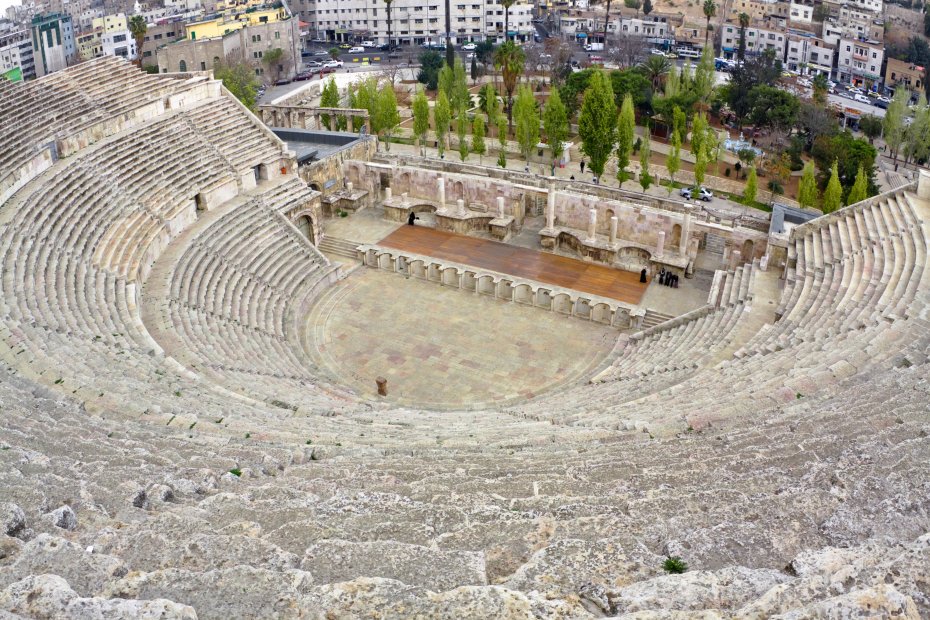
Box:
[229, 468, 242, 477]
[663, 556, 688, 574]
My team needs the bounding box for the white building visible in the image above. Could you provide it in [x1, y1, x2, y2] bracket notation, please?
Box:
[618, 15, 672, 46]
[788, 2, 812, 24]
[101, 28, 135, 59]
[836, 36, 883, 88]
[297, 0, 535, 45]
[785, 32, 834, 76]
[30, 12, 76, 76]
[0, 28, 36, 79]
[720, 23, 786, 59]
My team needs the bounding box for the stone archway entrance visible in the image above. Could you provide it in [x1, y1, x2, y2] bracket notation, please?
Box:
[296, 214, 315, 244]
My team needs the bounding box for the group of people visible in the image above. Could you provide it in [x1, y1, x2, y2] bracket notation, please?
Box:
[657, 268, 680, 288]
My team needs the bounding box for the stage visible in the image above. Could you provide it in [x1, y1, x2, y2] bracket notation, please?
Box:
[378, 226, 648, 304]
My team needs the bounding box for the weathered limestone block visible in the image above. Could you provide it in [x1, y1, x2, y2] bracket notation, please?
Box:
[1, 504, 25, 539]
[45, 506, 76, 531]
[0, 534, 127, 597]
[607, 567, 789, 614]
[1, 575, 196, 620]
[301, 540, 487, 591]
[103, 566, 315, 620]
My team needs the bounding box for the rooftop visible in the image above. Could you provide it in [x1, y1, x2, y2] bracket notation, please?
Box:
[271, 127, 368, 164]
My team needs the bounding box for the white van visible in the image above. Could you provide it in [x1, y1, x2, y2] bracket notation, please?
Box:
[676, 47, 701, 59]
[361, 40, 376, 47]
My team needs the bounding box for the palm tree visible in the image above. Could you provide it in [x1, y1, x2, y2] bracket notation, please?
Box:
[603, 0, 613, 50]
[129, 15, 147, 68]
[702, 0, 716, 51]
[502, 0, 516, 41]
[494, 40, 525, 130]
[640, 54, 671, 91]
[737, 12, 749, 61]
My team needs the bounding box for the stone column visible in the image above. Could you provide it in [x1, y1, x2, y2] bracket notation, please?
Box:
[497, 196, 505, 218]
[729, 249, 742, 270]
[456, 198, 465, 216]
[655, 231, 665, 257]
[919, 169, 930, 199]
[586, 208, 597, 242]
[402, 192, 410, 206]
[680, 213, 691, 256]
[438, 177, 446, 208]
[384, 187, 392, 200]
[546, 185, 556, 229]
[609, 216, 618, 245]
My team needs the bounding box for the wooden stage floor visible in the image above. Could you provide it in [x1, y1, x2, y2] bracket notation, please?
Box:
[378, 226, 647, 304]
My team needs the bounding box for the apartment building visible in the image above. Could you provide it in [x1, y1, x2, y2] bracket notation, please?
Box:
[30, 12, 75, 76]
[785, 31, 834, 75]
[0, 28, 36, 80]
[300, 0, 534, 45]
[836, 36, 882, 87]
[720, 23, 786, 59]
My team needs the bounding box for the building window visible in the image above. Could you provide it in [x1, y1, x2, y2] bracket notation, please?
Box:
[179, 59, 187, 71]
[200, 61, 206, 70]
[275, 31, 280, 39]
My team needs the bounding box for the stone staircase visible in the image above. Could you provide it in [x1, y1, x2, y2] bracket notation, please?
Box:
[318, 235, 360, 260]
[641, 309, 675, 328]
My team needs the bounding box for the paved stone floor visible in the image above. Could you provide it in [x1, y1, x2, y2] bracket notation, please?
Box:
[303, 269, 618, 409]
[639, 268, 715, 316]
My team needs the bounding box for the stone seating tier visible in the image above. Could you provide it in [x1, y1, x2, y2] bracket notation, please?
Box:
[1, 61, 930, 618]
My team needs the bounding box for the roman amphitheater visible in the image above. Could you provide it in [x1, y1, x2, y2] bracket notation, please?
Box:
[1, 57, 929, 618]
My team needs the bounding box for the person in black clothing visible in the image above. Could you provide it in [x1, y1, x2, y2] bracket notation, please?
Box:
[640, 268, 647, 283]
[407, 212, 419, 226]
[580, 160, 585, 173]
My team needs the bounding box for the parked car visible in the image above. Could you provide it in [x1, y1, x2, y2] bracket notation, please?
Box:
[274, 78, 292, 86]
[874, 98, 889, 109]
[319, 66, 336, 75]
[294, 71, 314, 81]
[651, 49, 667, 57]
[305, 60, 323, 68]
[462, 42, 477, 51]
[313, 50, 329, 56]
[323, 60, 343, 68]
[338, 43, 351, 49]
[680, 186, 713, 201]
[589, 55, 604, 62]
[348, 46, 365, 53]
[854, 93, 871, 104]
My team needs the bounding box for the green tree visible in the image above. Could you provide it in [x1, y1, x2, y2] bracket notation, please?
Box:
[811, 131, 876, 194]
[643, 0, 653, 14]
[375, 83, 401, 150]
[494, 41, 526, 129]
[502, 0, 516, 37]
[129, 15, 147, 67]
[811, 73, 829, 105]
[797, 160, 819, 209]
[412, 87, 430, 154]
[702, 0, 717, 48]
[846, 164, 868, 205]
[616, 93, 635, 184]
[639, 125, 653, 191]
[479, 83, 500, 124]
[666, 129, 681, 192]
[858, 114, 883, 144]
[578, 70, 618, 177]
[694, 142, 708, 188]
[498, 151, 507, 168]
[329, 47, 341, 61]
[737, 12, 749, 61]
[672, 105, 686, 138]
[743, 165, 758, 203]
[438, 57, 470, 110]
[457, 107, 469, 161]
[261, 48, 286, 84]
[640, 54, 671, 92]
[320, 77, 340, 130]
[747, 85, 800, 131]
[883, 87, 909, 166]
[690, 112, 707, 160]
[513, 85, 540, 164]
[417, 51, 444, 90]
[543, 88, 568, 164]
[823, 160, 842, 213]
[214, 61, 260, 111]
[472, 114, 486, 158]
[471, 54, 478, 83]
[693, 46, 715, 105]
[497, 115, 508, 147]
[434, 90, 452, 156]
[904, 96, 930, 165]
